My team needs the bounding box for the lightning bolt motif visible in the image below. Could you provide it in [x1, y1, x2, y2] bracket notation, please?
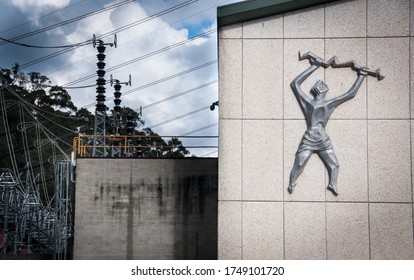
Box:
[299, 51, 384, 80]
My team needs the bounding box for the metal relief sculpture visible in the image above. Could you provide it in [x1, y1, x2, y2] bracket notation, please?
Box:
[288, 51, 384, 196]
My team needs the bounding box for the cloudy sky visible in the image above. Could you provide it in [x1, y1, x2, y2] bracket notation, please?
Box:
[0, 0, 244, 157]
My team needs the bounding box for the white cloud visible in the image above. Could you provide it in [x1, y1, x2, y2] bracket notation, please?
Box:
[0, 0, 246, 156]
[11, 0, 70, 17]
[46, 1, 219, 155]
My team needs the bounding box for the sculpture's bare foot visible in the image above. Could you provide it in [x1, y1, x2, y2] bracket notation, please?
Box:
[288, 183, 296, 194]
[327, 184, 338, 196]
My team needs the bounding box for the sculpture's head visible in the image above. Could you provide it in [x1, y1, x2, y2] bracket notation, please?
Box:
[311, 80, 329, 98]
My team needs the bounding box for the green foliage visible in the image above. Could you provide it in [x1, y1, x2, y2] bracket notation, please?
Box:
[1, 65, 191, 171]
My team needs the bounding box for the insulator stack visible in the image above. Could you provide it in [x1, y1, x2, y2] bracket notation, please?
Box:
[113, 82, 122, 112]
[95, 43, 107, 112]
[126, 113, 135, 136]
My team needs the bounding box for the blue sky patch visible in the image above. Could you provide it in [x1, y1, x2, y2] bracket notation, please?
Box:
[183, 18, 215, 38]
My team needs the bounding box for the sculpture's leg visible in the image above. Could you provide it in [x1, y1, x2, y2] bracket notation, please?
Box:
[319, 149, 340, 196]
[288, 150, 312, 193]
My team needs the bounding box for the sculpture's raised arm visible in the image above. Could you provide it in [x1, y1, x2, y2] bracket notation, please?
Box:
[326, 68, 368, 110]
[290, 57, 323, 113]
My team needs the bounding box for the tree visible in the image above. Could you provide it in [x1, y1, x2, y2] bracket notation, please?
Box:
[0, 66, 81, 203]
[1, 65, 192, 177]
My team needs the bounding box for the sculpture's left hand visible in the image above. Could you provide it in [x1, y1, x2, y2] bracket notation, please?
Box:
[358, 67, 368, 76]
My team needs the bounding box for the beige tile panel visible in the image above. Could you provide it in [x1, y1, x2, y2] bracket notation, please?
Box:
[284, 120, 326, 201]
[284, 5, 324, 38]
[284, 39, 324, 120]
[326, 203, 369, 259]
[367, 38, 410, 119]
[370, 203, 414, 259]
[219, 39, 242, 119]
[242, 202, 284, 259]
[219, 23, 242, 39]
[412, 121, 414, 203]
[243, 39, 283, 119]
[411, 0, 414, 36]
[243, 120, 283, 201]
[243, 14, 283, 38]
[325, 0, 366, 37]
[411, 38, 414, 118]
[219, 120, 242, 201]
[218, 201, 242, 260]
[367, 0, 410, 37]
[325, 38, 367, 120]
[326, 120, 368, 202]
[368, 120, 411, 202]
[284, 202, 326, 259]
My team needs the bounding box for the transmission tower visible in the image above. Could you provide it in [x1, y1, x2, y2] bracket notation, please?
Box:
[92, 34, 117, 157]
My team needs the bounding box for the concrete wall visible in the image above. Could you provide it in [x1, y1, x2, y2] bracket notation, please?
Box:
[218, 0, 414, 259]
[74, 158, 217, 260]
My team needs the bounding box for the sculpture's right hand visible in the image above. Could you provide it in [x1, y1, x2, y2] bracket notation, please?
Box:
[358, 67, 368, 76]
[310, 56, 324, 67]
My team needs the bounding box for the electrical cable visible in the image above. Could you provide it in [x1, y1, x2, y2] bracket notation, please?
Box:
[0, 0, 89, 35]
[18, 102, 37, 193]
[199, 150, 218, 157]
[0, 86, 19, 177]
[63, 28, 216, 87]
[2, 84, 79, 121]
[3, 82, 72, 154]
[81, 60, 217, 108]
[18, 0, 198, 69]
[180, 123, 218, 136]
[147, 105, 210, 129]
[32, 108, 78, 134]
[146, 89, 215, 125]
[35, 124, 50, 205]
[20, 101, 72, 153]
[141, 80, 217, 110]
[0, 0, 135, 47]
[44, 0, 219, 78]
[96, 0, 198, 41]
[0, 36, 90, 49]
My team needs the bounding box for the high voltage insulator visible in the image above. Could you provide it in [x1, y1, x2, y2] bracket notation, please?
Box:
[126, 113, 136, 136]
[92, 34, 116, 157]
[95, 44, 107, 112]
[110, 74, 131, 112]
[92, 34, 117, 112]
[110, 74, 131, 135]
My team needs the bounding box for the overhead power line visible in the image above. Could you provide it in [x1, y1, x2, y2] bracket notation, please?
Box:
[0, 0, 88, 35]
[142, 80, 217, 110]
[81, 60, 217, 108]
[44, 0, 223, 78]
[180, 123, 218, 136]
[0, 36, 90, 49]
[18, 0, 198, 69]
[147, 105, 210, 129]
[62, 25, 215, 87]
[0, 0, 135, 47]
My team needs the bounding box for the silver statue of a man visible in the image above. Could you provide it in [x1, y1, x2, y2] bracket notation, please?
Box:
[288, 55, 368, 196]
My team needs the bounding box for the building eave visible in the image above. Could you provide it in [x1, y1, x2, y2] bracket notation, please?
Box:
[218, 0, 340, 27]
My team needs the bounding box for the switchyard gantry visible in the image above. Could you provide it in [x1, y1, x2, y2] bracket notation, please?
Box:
[1, 75, 74, 259]
[0, 162, 73, 259]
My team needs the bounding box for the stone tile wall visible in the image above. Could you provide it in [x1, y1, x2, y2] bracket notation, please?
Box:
[218, 0, 414, 259]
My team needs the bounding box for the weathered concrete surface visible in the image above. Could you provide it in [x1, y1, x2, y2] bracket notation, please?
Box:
[74, 158, 217, 260]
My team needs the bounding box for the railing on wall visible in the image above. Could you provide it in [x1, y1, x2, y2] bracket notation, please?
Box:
[73, 135, 218, 158]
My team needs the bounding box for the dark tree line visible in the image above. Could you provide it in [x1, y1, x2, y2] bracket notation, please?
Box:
[0, 65, 190, 174]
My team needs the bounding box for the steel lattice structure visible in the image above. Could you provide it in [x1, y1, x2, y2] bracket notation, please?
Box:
[0, 162, 73, 259]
